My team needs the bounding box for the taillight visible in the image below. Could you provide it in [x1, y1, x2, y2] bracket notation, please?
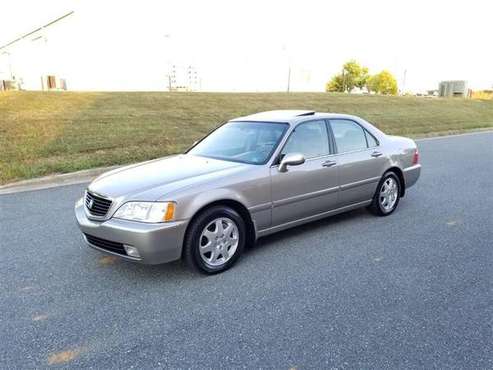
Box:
[412, 148, 419, 165]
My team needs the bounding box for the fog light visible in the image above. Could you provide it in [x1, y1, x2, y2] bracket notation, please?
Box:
[75, 197, 83, 207]
[123, 245, 141, 258]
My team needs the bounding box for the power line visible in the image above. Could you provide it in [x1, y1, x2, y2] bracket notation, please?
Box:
[0, 11, 74, 51]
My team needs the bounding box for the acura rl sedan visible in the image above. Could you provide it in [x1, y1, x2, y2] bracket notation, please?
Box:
[75, 110, 421, 273]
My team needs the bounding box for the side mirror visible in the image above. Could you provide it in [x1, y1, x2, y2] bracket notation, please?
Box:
[279, 153, 305, 173]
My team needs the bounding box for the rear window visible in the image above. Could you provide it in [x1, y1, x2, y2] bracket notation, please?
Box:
[330, 119, 368, 153]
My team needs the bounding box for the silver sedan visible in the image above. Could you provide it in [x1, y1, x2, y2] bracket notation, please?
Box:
[75, 110, 421, 273]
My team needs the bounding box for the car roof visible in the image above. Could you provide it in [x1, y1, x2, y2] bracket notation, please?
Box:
[230, 110, 315, 122]
[229, 110, 361, 124]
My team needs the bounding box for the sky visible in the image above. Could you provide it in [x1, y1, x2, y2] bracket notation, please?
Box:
[1, 0, 492, 92]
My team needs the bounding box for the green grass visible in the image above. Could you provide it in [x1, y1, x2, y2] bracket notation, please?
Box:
[1, 91, 493, 184]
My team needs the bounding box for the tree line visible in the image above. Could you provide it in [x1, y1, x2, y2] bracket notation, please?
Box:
[326, 60, 398, 95]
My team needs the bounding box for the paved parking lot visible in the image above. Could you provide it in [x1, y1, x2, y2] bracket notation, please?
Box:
[1, 131, 492, 368]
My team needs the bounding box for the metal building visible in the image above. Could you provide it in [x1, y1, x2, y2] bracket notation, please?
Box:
[438, 80, 469, 98]
[0, 12, 74, 91]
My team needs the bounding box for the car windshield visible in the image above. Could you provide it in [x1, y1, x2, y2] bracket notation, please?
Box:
[188, 121, 288, 165]
[188, 122, 288, 164]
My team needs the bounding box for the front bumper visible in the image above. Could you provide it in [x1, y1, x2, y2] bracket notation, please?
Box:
[403, 164, 421, 189]
[75, 202, 188, 264]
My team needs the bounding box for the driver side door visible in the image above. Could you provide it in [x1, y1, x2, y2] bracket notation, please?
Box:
[270, 120, 339, 226]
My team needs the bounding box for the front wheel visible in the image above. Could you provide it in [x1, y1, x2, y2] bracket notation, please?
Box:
[183, 206, 246, 274]
[368, 172, 401, 216]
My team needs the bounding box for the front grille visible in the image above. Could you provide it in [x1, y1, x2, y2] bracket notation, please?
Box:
[85, 191, 112, 217]
[84, 234, 126, 255]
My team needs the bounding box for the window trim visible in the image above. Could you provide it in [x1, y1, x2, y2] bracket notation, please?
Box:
[275, 119, 332, 164]
[325, 119, 337, 155]
[328, 118, 380, 154]
[364, 129, 379, 148]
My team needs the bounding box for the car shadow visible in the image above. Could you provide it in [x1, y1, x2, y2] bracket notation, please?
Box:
[101, 207, 373, 283]
[251, 207, 370, 251]
[111, 208, 371, 280]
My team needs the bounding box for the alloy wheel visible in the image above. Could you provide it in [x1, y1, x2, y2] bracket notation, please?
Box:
[379, 177, 398, 212]
[199, 217, 239, 267]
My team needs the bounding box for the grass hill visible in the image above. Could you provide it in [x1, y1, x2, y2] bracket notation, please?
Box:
[1, 91, 493, 184]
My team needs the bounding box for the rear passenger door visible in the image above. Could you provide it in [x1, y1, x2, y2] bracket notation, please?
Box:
[270, 120, 339, 226]
[329, 119, 387, 206]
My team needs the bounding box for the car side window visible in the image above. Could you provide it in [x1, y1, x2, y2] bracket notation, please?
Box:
[365, 131, 379, 147]
[330, 119, 368, 153]
[281, 120, 330, 159]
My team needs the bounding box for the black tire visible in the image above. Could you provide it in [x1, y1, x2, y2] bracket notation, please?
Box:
[368, 172, 401, 216]
[183, 206, 246, 274]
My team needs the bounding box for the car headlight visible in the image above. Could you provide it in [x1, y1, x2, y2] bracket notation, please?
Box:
[113, 202, 175, 223]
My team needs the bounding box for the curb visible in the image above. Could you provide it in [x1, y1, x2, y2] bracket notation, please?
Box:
[413, 128, 493, 141]
[0, 165, 120, 195]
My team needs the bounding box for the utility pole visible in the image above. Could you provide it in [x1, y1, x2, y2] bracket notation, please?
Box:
[164, 34, 172, 91]
[282, 43, 291, 93]
[402, 69, 407, 95]
[287, 65, 291, 93]
[342, 67, 346, 92]
[2, 51, 13, 80]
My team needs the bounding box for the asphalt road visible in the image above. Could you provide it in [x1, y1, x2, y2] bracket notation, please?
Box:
[1, 132, 492, 369]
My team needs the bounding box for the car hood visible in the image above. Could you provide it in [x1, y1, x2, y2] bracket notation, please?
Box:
[88, 154, 247, 200]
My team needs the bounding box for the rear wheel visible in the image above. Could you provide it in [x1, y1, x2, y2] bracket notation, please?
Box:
[368, 172, 401, 216]
[183, 206, 245, 274]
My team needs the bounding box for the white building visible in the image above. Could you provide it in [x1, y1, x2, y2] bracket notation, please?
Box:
[0, 10, 204, 92]
[0, 12, 75, 90]
[0, 7, 318, 92]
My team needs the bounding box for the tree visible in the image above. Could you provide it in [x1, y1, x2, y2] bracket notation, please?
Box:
[367, 70, 398, 95]
[325, 60, 369, 93]
[326, 74, 344, 93]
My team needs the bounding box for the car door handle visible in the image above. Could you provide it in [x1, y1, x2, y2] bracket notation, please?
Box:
[371, 151, 383, 158]
[322, 160, 337, 167]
